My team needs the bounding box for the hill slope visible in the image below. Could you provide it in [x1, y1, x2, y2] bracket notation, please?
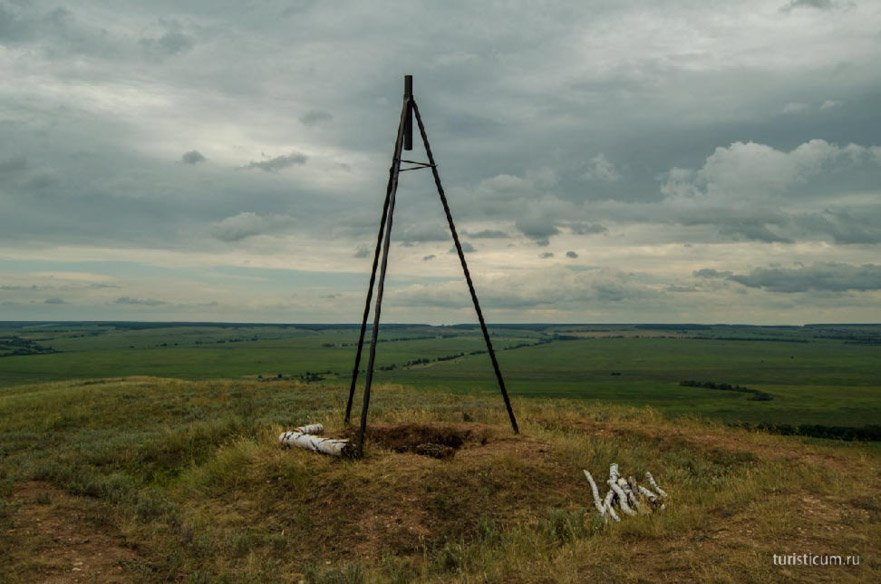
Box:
[1, 378, 879, 582]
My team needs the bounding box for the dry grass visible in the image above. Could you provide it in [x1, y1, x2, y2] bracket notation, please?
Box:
[0, 378, 879, 583]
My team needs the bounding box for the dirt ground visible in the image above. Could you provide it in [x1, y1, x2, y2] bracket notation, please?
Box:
[1, 482, 140, 584]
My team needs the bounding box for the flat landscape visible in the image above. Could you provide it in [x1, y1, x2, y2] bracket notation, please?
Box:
[2, 321, 880, 431]
[1, 322, 880, 583]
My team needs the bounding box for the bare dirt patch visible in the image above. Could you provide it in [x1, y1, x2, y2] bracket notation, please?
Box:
[1, 482, 139, 584]
[343, 422, 494, 457]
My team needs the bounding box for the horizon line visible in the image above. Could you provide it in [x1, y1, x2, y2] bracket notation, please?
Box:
[2, 320, 880, 327]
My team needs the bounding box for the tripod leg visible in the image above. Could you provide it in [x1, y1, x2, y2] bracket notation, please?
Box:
[412, 101, 519, 434]
[354, 98, 411, 457]
[345, 148, 395, 424]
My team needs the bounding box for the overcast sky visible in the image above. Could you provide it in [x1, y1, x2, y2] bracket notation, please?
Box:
[1, 0, 880, 324]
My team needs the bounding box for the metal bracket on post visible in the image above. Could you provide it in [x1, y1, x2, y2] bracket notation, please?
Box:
[346, 75, 519, 459]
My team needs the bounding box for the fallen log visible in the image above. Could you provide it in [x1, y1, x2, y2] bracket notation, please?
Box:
[624, 476, 644, 513]
[609, 478, 637, 516]
[583, 470, 606, 515]
[279, 430, 353, 457]
[637, 485, 659, 501]
[583, 463, 669, 521]
[645, 471, 668, 498]
[294, 423, 324, 435]
[603, 489, 620, 522]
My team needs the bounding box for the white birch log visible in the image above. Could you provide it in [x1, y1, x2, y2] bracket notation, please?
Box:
[637, 485, 659, 502]
[609, 463, 620, 484]
[585, 465, 668, 520]
[294, 423, 324, 435]
[623, 477, 644, 513]
[583, 470, 606, 515]
[645, 472, 668, 498]
[603, 490, 620, 522]
[609, 480, 637, 516]
[279, 431, 352, 457]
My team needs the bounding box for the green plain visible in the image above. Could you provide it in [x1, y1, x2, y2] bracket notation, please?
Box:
[1, 322, 879, 428]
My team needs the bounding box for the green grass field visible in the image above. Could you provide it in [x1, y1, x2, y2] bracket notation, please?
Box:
[0, 377, 878, 582]
[2, 323, 880, 582]
[1, 322, 879, 429]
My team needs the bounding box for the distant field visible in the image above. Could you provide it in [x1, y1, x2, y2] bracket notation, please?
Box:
[1, 321, 880, 429]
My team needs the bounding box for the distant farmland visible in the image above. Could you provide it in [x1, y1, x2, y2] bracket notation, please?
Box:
[1, 321, 879, 432]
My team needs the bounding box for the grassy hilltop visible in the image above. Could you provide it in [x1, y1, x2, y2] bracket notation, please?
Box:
[1, 377, 879, 583]
[1, 322, 879, 581]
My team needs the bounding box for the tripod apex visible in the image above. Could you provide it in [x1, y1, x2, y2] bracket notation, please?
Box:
[403, 75, 413, 151]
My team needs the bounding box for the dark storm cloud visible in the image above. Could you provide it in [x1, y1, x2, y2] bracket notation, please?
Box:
[4, 1, 879, 254]
[241, 153, 308, 173]
[181, 150, 206, 164]
[514, 216, 559, 246]
[781, 0, 837, 11]
[465, 229, 509, 239]
[788, 209, 881, 244]
[696, 262, 881, 294]
[0, 4, 25, 42]
[115, 296, 166, 306]
[0, 4, 146, 59]
[2, 0, 880, 321]
[0, 5, 66, 44]
[727, 263, 881, 293]
[139, 25, 195, 58]
[694, 268, 734, 279]
[0, 156, 28, 174]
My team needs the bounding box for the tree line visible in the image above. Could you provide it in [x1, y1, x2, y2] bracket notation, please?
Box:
[679, 380, 773, 401]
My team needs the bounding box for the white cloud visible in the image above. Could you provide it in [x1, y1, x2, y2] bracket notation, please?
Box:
[661, 139, 877, 202]
[240, 153, 308, 173]
[389, 266, 656, 310]
[210, 212, 295, 242]
[582, 153, 621, 182]
[783, 102, 810, 114]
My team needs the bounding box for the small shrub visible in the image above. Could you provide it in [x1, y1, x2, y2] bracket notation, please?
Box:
[381, 556, 419, 584]
[432, 541, 466, 573]
[476, 518, 503, 545]
[539, 508, 591, 544]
